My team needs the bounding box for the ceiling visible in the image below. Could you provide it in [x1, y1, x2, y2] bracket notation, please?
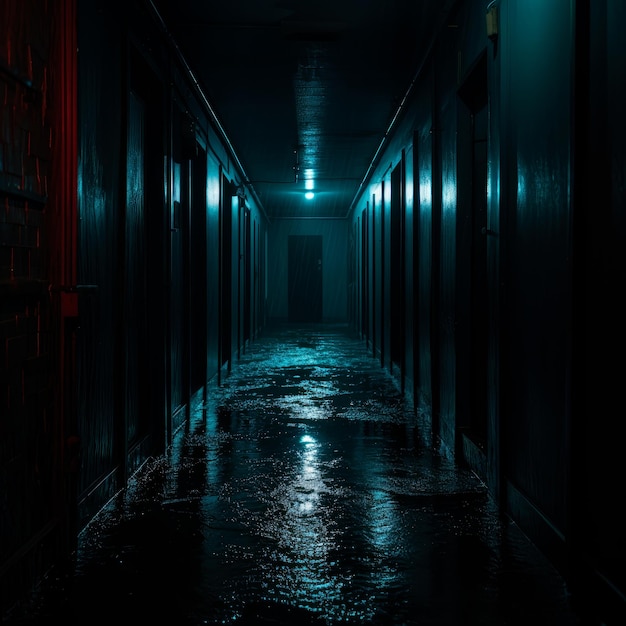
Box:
[152, 0, 455, 221]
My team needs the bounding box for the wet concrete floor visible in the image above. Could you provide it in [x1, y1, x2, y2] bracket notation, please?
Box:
[5, 324, 594, 625]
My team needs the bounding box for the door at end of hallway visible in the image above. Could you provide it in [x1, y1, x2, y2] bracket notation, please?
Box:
[288, 235, 322, 322]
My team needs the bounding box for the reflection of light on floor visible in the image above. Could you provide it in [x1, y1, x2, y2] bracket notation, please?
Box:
[295, 435, 320, 515]
[257, 435, 362, 621]
[233, 424, 395, 622]
[265, 433, 337, 579]
[369, 489, 394, 546]
[279, 397, 331, 421]
[365, 482, 401, 587]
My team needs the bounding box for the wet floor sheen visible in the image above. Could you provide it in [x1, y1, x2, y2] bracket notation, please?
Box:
[6, 324, 587, 625]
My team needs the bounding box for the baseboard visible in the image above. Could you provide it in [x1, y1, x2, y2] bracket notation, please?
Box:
[505, 480, 568, 575]
[460, 431, 488, 483]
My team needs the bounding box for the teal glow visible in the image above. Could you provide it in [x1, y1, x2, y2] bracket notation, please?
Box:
[305, 169, 315, 190]
[173, 162, 181, 203]
[305, 192, 315, 200]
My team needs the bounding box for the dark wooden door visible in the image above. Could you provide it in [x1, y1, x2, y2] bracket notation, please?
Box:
[288, 235, 322, 322]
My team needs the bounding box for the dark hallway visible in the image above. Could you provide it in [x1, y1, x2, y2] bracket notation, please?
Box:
[2, 2, 626, 624]
[4, 325, 590, 625]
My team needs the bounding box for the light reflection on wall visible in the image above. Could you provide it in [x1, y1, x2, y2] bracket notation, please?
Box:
[77, 165, 107, 224]
[173, 161, 181, 204]
[207, 160, 220, 210]
[420, 179, 432, 206]
[405, 170, 414, 208]
[126, 93, 143, 214]
[370, 181, 382, 203]
[442, 179, 456, 211]
[517, 167, 526, 206]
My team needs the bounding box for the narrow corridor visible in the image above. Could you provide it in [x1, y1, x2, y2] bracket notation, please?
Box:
[5, 325, 587, 625]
